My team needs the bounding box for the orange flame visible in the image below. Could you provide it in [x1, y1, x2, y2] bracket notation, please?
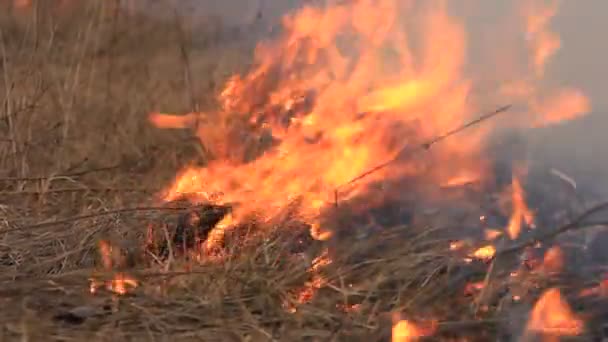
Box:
[506, 176, 535, 240]
[525, 288, 584, 337]
[295, 249, 331, 306]
[90, 240, 138, 296]
[151, 0, 491, 231]
[470, 245, 496, 262]
[151, 0, 590, 243]
[484, 229, 503, 241]
[392, 316, 438, 342]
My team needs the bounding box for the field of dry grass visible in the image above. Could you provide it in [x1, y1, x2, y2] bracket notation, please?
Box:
[1, 2, 606, 342]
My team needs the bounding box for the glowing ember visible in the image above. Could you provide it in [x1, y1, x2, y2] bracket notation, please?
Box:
[525, 288, 584, 337]
[470, 245, 496, 262]
[484, 229, 503, 241]
[449, 240, 467, 251]
[392, 316, 438, 342]
[287, 248, 332, 311]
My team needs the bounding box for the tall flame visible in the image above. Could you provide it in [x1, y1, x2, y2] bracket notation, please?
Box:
[506, 176, 535, 240]
[153, 0, 483, 227]
[152, 0, 590, 238]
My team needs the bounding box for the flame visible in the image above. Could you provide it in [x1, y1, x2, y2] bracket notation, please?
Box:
[506, 176, 535, 240]
[449, 240, 467, 251]
[392, 316, 438, 341]
[525, 288, 584, 337]
[297, 249, 331, 304]
[90, 240, 138, 296]
[580, 278, 608, 298]
[151, 0, 590, 253]
[152, 0, 493, 233]
[484, 229, 503, 241]
[470, 245, 496, 262]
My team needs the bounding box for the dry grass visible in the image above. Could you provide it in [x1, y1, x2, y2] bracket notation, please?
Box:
[0, 2, 604, 341]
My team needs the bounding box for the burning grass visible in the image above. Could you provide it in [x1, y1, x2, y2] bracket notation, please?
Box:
[1, 0, 607, 341]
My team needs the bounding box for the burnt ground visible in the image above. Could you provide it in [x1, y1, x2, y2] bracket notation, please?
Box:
[1, 2, 608, 341]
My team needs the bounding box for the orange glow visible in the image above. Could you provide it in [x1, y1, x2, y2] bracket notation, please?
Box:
[90, 240, 138, 296]
[442, 173, 478, 188]
[151, 0, 494, 236]
[470, 245, 496, 262]
[98, 240, 113, 270]
[150, 0, 590, 261]
[392, 317, 438, 342]
[525, 288, 584, 337]
[449, 240, 467, 251]
[464, 281, 485, 296]
[484, 229, 503, 241]
[506, 176, 535, 240]
[287, 248, 332, 311]
[540, 246, 564, 274]
[579, 278, 608, 298]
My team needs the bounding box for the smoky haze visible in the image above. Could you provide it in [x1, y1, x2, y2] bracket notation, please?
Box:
[132, 0, 608, 194]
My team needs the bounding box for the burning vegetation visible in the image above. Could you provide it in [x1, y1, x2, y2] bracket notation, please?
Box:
[0, 0, 606, 341]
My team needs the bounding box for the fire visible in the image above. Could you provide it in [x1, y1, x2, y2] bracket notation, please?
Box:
[540, 246, 564, 274]
[151, 0, 488, 232]
[292, 248, 331, 308]
[525, 288, 584, 337]
[90, 240, 138, 296]
[92, 273, 139, 296]
[484, 229, 503, 241]
[506, 176, 535, 240]
[150, 0, 591, 247]
[392, 316, 438, 342]
[469, 245, 496, 262]
[579, 276, 608, 298]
